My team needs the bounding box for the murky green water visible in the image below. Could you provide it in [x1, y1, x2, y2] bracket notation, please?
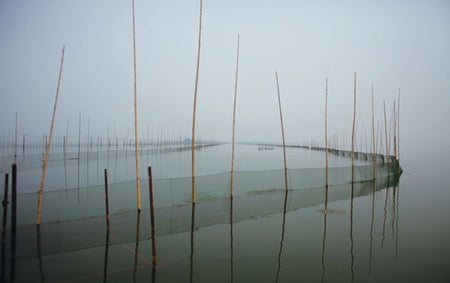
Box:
[1, 144, 449, 282]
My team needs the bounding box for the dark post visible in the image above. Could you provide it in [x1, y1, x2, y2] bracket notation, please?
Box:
[10, 164, 17, 280]
[148, 167, 157, 266]
[1, 173, 9, 281]
[104, 169, 110, 230]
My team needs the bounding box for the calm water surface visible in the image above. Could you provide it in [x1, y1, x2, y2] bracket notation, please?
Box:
[1, 144, 449, 282]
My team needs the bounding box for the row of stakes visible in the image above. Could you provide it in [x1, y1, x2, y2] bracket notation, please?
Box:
[0, 163, 157, 282]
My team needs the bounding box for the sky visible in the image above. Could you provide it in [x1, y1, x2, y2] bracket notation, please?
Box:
[0, 0, 449, 148]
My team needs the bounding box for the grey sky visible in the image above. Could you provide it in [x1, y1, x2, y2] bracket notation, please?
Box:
[1, 0, 449, 147]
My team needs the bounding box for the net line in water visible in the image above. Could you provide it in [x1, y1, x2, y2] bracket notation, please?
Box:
[11, 157, 401, 227]
[11, 168, 400, 261]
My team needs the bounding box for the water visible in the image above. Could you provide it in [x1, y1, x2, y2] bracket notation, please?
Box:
[1, 144, 449, 282]
[1, 143, 369, 194]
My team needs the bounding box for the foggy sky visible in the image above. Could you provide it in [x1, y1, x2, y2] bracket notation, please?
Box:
[1, 0, 449, 147]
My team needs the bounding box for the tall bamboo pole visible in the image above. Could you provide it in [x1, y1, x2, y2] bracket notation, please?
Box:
[275, 72, 288, 189]
[393, 101, 397, 162]
[36, 45, 65, 225]
[230, 34, 240, 198]
[325, 78, 329, 189]
[397, 88, 400, 163]
[78, 111, 81, 160]
[191, 0, 203, 204]
[351, 72, 356, 182]
[383, 101, 389, 167]
[371, 83, 376, 179]
[131, 0, 141, 212]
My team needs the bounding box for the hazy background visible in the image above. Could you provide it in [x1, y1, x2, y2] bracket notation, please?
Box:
[1, 0, 449, 147]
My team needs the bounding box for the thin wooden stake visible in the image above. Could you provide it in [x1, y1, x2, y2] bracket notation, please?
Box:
[230, 34, 240, 198]
[148, 167, 157, 266]
[393, 101, 397, 163]
[275, 72, 288, 189]
[325, 78, 329, 188]
[351, 72, 357, 182]
[14, 112, 17, 164]
[78, 111, 81, 160]
[131, 0, 142, 212]
[36, 45, 65, 224]
[371, 83, 376, 179]
[383, 101, 390, 167]
[104, 169, 110, 230]
[191, 0, 203, 204]
[10, 164, 17, 280]
[397, 88, 400, 163]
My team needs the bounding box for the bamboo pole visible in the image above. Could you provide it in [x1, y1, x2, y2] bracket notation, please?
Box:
[351, 72, 356, 182]
[36, 45, 65, 224]
[325, 78, 329, 189]
[230, 34, 240, 198]
[397, 88, 400, 163]
[383, 101, 389, 167]
[131, 0, 142, 212]
[275, 72, 288, 189]
[191, 0, 203, 204]
[393, 101, 397, 163]
[78, 111, 81, 160]
[371, 83, 376, 179]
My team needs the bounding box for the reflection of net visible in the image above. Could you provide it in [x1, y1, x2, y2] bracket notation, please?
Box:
[15, 158, 401, 227]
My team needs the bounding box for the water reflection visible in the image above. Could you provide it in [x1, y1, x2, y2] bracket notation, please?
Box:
[190, 204, 196, 283]
[36, 225, 44, 283]
[321, 205, 328, 283]
[229, 197, 234, 283]
[133, 212, 141, 282]
[350, 183, 354, 282]
[103, 227, 109, 283]
[368, 181, 375, 274]
[275, 182, 288, 283]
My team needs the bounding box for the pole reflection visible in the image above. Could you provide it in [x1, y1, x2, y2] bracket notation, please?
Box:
[275, 180, 288, 283]
[133, 212, 142, 282]
[190, 204, 196, 283]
